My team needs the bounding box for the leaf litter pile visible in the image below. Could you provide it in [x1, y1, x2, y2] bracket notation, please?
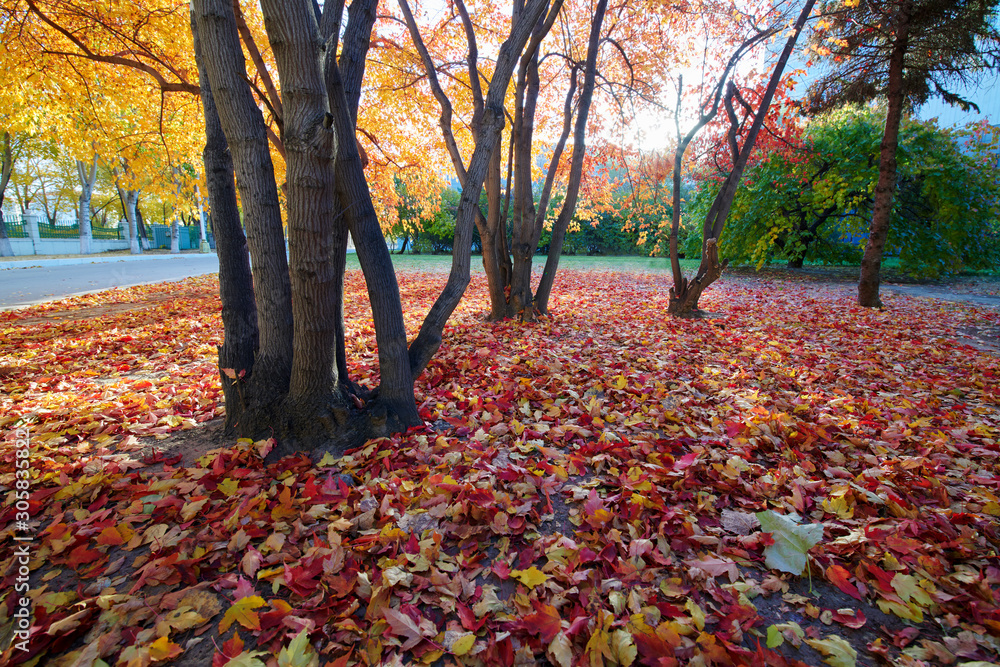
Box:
[2, 270, 999, 667]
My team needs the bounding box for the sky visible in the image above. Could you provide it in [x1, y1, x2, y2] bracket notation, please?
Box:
[917, 69, 1000, 128]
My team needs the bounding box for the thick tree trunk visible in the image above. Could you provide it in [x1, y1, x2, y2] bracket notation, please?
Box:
[535, 0, 608, 314]
[480, 146, 511, 320]
[507, 36, 541, 318]
[858, 1, 912, 308]
[259, 0, 344, 446]
[191, 5, 259, 433]
[195, 0, 294, 434]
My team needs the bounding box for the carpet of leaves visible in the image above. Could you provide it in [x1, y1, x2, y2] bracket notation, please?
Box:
[1, 270, 1000, 667]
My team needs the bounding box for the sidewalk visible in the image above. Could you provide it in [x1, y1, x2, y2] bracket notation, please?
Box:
[0, 250, 214, 270]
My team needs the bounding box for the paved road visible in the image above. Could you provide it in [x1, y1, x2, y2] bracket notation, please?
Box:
[0, 255, 220, 310]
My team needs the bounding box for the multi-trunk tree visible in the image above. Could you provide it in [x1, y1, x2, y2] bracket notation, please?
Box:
[395, 0, 669, 320]
[807, 0, 1000, 307]
[192, 0, 551, 451]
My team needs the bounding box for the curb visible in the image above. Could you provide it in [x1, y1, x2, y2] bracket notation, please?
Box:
[0, 253, 218, 270]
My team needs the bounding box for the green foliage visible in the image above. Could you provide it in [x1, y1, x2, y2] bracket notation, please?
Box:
[391, 180, 459, 254]
[689, 107, 1000, 278]
[539, 208, 653, 256]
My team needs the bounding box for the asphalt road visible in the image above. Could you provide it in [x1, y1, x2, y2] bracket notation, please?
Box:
[0, 255, 220, 310]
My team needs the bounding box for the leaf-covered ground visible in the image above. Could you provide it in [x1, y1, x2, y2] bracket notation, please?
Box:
[1, 270, 999, 667]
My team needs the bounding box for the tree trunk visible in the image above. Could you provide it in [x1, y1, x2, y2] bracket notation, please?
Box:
[507, 30, 542, 319]
[480, 145, 511, 320]
[77, 157, 97, 255]
[407, 0, 551, 376]
[327, 39, 422, 436]
[668, 0, 816, 317]
[858, 0, 912, 308]
[117, 183, 142, 255]
[190, 2, 259, 433]
[194, 183, 210, 251]
[0, 133, 13, 257]
[258, 0, 349, 447]
[195, 0, 294, 435]
[170, 218, 181, 253]
[137, 206, 152, 250]
[535, 0, 608, 314]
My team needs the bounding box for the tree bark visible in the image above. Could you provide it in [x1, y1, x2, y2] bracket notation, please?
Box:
[77, 156, 97, 255]
[0, 133, 14, 257]
[191, 1, 259, 433]
[535, 0, 608, 314]
[858, 0, 912, 308]
[195, 0, 294, 432]
[258, 0, 344, 445]
[170, 218, 181, 253]
[326, 0, 374, 389]
[327, 45, 422, 433]
[116, 181, 142, 255]
[507, 27, 542, 318]
[480, 145, 511, 320]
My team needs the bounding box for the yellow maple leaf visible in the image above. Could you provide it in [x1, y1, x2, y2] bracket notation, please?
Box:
[511, 566, 548, 588]
[219, 595, 266, 633]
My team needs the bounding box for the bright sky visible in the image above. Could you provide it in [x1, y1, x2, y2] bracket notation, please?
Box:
[918, 69, 1000, 128]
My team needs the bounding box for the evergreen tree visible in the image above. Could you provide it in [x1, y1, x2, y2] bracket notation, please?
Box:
[807, 0, 1000, 306]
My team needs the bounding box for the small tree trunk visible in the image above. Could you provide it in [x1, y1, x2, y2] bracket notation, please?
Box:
[668, 0, 816, 317]
[535, 0, 608, 314]
[0, 135, 13, 258]
[170, 218, 181, 253]
[0, 210, 12, 257]
[117, 185, 142, 255]
[77, 157, 97, 255]
[858, 0, 912, 308]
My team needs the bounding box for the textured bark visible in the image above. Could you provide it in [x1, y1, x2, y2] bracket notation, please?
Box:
[170, 219, 181, 253]
[507, 31, 542, 319]
[116, 182, 142, 255]
[328, 45, 421, 433]
[195, 0, 294, 433]
[77, 157, 97, 255]
[325, 0, 373, 388]
[259, 0, 342, 441]
[858, 0, 912, 308]
[534, 0, 607, 314]
[480, 146, 510, 321]
[191, 3, 259, 432]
